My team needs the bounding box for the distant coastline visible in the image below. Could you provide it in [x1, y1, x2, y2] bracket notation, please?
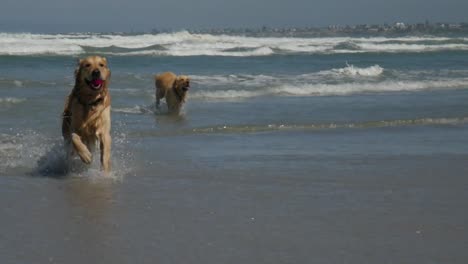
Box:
[151, 22, 468, 37]
[1, 21, 468, 36]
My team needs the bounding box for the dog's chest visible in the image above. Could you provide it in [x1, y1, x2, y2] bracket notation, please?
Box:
[72, 105, 106, 136]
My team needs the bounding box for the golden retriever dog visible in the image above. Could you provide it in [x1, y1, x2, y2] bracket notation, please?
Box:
[155, 72, 190, 114]
[62, 56, 112, 173]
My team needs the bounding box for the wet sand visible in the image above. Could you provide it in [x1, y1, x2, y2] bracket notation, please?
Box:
[2, 127, 468, 264]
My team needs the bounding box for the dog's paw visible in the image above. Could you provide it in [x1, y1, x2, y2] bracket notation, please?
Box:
[78, 150, 93, 164]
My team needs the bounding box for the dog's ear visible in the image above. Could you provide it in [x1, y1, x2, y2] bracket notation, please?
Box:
[176, 77, 183, 86]
[74, 59, 83, 80]
[172, 77, 179, 89]
[102, 57, 107, 63]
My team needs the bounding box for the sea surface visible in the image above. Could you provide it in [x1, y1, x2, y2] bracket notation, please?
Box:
[1, 31, 468, 263]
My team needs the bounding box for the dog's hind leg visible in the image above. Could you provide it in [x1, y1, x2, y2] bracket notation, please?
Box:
[71, 133, 92, 164]
[156, 90, 164, 109]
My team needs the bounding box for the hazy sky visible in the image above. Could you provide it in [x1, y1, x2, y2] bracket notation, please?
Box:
[1, 0, 467, 32]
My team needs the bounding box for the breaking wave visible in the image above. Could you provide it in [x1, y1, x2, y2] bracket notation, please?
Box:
[330, 64, 384, 77]
[1, 32, 468, 56]
[190, 79, 468, 100]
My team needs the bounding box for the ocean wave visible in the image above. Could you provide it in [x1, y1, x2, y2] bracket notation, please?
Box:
[355, 42, 468, 53]
[191, 73, 277, 86]
[192, 117, 468, 133]
[190, 64, 384, 88]
[182, 67, 468, 86]
[103, 46, 275, 57]
[0, 78, 60, 88]
[333, 41, 361, 50]
[0, 97, 26, 105]
[112, 105, 155, 114]
[132, 116, 468, 137]
[0, 79, 25, 88]
[326, 64, 384, 77]
[13, 80, 23, 87]
[1, 32, 468, 56]
[190, 78, 468, 99]
[112, 106, 143, 114]
[111, 67, 468, 100]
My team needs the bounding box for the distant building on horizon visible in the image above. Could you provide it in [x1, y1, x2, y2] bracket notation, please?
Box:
[394, 22, 407, 30]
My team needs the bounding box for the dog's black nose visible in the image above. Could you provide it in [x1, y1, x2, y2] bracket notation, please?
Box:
[92, 70, 101, 78]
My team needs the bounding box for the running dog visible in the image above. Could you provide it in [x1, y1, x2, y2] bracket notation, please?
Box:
[62, 56, 112, 173]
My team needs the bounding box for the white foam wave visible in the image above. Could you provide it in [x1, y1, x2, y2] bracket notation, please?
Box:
[13, 80, 23, 87]
[271, 81, 435, 96]
[0, 97, 26, 104]
[136, 117, 468, 137]
[191, 74, 277, 86]
[355, 42, 468, 53]
[191, 67, 468, 90]
[331, 64, 384, 77]
[112, 106, 145, 114]
[113, 46, 275, 57]
[0, 78, 59, 88]
[190, 65, 383, 89]
[190, 117, 468, 134]
[1, 32, 467, 56]
[192, 90, 264, 100]
[112, 105, 155, 114]
[191, 79, 468, 100]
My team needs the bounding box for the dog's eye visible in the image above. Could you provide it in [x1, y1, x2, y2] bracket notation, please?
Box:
[85, 64, 91, 68]
[99, 63, 105, 67]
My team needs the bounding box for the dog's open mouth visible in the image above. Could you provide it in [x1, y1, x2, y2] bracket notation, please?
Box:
[182, 85, 190, 92]
[86, 78, 104, 90]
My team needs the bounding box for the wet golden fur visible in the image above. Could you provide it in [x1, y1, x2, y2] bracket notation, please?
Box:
[155, 72, 190, 114]
[62, 56, 112, 173]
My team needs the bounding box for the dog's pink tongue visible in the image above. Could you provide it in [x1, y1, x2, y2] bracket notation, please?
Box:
[91, 79, 103, 87]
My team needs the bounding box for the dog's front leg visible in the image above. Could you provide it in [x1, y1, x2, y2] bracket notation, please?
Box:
[100, 132, 111, 173]
[64, 138, 73, 161]
[71, 133, 92, 164]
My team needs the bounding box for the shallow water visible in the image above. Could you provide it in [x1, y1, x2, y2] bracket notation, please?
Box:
[1, 32, 468, 263]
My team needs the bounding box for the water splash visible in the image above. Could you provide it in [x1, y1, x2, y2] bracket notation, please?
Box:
[0, 129, 134, 179]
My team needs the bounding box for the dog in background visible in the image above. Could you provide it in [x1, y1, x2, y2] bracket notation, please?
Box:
[155, 72, 190, 114]
[62, 56, 112, 173]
